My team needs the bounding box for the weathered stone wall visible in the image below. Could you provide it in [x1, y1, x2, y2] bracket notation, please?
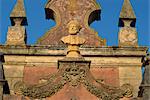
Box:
[0, 46, 147, 99]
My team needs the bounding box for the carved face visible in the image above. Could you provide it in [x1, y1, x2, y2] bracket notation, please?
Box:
[67, 20, 81, 34]
[68, 23, 80, 34]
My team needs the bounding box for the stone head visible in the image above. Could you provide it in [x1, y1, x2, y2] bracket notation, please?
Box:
[67, 20, 81, 34]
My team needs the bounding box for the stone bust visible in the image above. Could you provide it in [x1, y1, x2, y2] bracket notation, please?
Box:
[61, 20, 85, 58]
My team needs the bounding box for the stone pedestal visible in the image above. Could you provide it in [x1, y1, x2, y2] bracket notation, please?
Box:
[6, 26, 26, 46]
[118, 27, 138, 46]
[58, 57, 91, 69]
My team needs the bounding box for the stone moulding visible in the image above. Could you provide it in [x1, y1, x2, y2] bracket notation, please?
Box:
[0, 45, 148, 56]
[14, 58, 133, 100]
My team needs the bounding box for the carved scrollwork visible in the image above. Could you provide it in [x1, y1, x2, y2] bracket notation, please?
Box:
[14, 81, 26, 95]
[62, 63, 86, 87]
[38, 0, 106, 46]
[22, 79, 66, 99]
[83, 80, 133, 100]
[14, 60, 133, 99]
[83, 80, 123, 100]
[120, 84, 133, 98]
[13, 73, 66, 98]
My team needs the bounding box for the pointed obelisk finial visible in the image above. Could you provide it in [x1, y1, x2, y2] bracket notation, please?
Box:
[118, 0, 138, 47]
[10, 0, 27, 26]
[119, 0, 136, 27]
[120, 0, 136, 19]
[6, 0, 27, 46]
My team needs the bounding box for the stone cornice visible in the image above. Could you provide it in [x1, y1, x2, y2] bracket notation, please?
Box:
[0, 45, 147, 57]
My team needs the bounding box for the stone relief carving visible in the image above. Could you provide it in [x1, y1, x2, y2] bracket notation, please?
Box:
[119, 27, 137, 44]
[7, 27, 24, 41]
[14, 60, 133, 100]
[21, 79, 66, 98]
[14, 81, 26, 95]
[38, 0, 106, 46]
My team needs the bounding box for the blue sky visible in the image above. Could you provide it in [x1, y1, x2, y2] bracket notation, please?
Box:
[0, 0, 149, 47]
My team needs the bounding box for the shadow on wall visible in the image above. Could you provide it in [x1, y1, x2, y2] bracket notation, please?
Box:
[0, 53, 10, 94]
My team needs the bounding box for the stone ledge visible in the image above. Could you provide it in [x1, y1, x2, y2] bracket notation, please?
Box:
[0, 45, 148, 56]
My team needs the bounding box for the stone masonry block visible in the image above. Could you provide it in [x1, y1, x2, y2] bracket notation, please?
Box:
[3, 65, 24, 78]
[119, 67, 142, 79]
[4, 55, 25, 63]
